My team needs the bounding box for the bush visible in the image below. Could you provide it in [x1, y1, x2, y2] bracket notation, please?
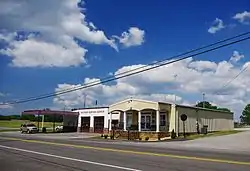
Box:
[139, 137, 142, 141]
[104, 135, 108, 139]
[145, 137, 149, 141]
[101, 134, 103, 137]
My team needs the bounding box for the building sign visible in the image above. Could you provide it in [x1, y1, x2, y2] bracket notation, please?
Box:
[81, 110, 105, 114]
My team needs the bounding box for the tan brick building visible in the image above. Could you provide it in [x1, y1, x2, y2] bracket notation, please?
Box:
[108, 98, 234, 139]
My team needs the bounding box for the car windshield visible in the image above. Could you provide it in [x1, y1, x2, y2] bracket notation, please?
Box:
[26, 124, 36, 127]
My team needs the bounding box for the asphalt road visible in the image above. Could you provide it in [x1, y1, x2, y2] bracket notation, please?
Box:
[0, 134, 249, 171]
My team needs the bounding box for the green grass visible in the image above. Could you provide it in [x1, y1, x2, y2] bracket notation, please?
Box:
[185, 130, 242, 140]
[0, 120, 63, 128]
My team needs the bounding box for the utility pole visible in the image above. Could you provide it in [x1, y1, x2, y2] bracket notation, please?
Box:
[174, 74, 178, 104]
[202, 93, 205, 108]
[83, 94, 87, 108]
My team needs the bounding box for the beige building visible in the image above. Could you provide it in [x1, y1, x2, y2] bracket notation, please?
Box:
[109, 98, 234, 139]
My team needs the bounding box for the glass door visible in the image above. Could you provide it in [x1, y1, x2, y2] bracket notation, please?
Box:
[141, 114, 151, 131]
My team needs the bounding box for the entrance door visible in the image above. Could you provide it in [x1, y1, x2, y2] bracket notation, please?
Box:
[141, 115, 151, 130]
[81, 117, 90, 132]
[94, 116, 104, 133]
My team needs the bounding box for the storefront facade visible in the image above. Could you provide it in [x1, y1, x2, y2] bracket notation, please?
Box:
[74, 98, 234, 140]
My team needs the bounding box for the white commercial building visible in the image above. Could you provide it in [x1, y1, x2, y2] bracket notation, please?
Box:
[73, 107, 112, 133]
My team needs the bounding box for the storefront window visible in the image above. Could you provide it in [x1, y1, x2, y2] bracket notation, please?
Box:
[160, 114, 166, 126]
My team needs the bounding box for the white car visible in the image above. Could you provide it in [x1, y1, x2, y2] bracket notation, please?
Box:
[20, 123, 38, 134]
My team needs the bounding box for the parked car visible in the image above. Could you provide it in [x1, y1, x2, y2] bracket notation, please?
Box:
[20, 123, 38, 134]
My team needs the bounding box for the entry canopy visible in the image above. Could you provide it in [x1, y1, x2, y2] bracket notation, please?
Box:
[22, 109, 79, 116]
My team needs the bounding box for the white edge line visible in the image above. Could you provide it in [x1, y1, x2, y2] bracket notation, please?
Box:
[0, 145, 141, 171]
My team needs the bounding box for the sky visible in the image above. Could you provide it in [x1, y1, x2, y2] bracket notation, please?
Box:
[0, 0, 250, 121]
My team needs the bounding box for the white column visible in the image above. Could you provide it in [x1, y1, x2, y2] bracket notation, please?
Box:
[109, 113, 112, 131]
[123, 111, 127, 131]
[90, 115, 94, 128]
[138, 111, 141, 132]
[156, 110, 160, 132]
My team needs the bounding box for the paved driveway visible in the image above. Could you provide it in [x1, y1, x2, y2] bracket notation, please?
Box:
[136, 130, 250, 154]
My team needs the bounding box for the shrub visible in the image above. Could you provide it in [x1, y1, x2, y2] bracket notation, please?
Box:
[145, 137, 149, 141]
[104, 135, 108, 139]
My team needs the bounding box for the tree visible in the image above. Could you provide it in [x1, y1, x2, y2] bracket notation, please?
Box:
[217, 108, 231, 112]
[195, 101, 231, 112]
[195, 101, 217, 109]
[240, 104, 250, 125]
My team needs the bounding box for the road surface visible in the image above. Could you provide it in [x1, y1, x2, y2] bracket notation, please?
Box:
[0, 133, 249, 171]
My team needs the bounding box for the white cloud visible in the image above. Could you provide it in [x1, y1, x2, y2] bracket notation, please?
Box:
[0, 0, 117, 67]
[0, 102, 13, 109]
[233, 11, 250, 24]
[53, 52, 250, 120]
[208, 18, 225, 34]
[188, 61, 217, 71]
[0, 93, 6, 97]
[230, 51, 244, 63]
[114, 27, 145, 47]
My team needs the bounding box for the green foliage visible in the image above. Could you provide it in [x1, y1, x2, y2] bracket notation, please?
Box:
[240, 104, 250, 125]
[195, 101, 231, 112]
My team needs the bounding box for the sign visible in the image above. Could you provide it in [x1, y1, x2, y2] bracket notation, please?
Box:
[180, 114, 187, 138]
[180, 114, 187, 121]
[81, 109, 105, 114]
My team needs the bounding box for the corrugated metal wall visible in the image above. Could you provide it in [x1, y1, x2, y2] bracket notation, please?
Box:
[176, 106, 234, 133]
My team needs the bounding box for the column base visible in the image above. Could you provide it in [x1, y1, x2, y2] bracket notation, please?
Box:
[89, 127, 94, 133]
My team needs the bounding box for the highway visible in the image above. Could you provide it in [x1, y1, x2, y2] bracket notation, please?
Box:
[0, 134, 250, 171]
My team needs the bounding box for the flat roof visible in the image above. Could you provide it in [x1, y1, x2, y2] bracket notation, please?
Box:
[22, 109, 79, 116]
[71, 106, 109, 111]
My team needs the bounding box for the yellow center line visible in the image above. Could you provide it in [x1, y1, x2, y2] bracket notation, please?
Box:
[1, 137, 250, 166]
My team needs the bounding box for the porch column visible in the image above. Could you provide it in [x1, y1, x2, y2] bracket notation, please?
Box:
[109, 113, 112, 131]
[123, 111, 127, 131]
[138, 111, 141, 132]
[156, 110, 160, 132]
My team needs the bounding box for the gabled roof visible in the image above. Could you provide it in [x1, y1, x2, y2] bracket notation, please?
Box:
[109, 98, 158, 107]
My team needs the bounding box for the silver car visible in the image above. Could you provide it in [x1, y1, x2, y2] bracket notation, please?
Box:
[20, 123, 38, 134]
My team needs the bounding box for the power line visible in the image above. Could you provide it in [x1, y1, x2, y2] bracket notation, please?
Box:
[210, 65, 249, 96]
[6, 31, 250, 103]
[2, 34, 250, 105]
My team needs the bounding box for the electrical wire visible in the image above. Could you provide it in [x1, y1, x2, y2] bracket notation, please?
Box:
[2, 34, 250, 105]
[6, 31, 250, 102]
[210, 65, 249, 96]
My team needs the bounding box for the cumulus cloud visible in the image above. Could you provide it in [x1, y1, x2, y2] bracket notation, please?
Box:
[53, 52, 250, 119]
[208, 18, 225, 34]
[230, 51, 244, 63]
[233, 11, 250, 24]
[0, 0, 117, 67]
[114, 27, 145, 47]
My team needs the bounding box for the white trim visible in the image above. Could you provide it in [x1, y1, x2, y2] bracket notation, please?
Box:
[109, 98, 158, 107]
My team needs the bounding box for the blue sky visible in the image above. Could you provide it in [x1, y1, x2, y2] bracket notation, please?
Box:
[0, 0, 250, 120]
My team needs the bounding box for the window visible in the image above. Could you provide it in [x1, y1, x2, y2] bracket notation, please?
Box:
[160, 114, 166, 126]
